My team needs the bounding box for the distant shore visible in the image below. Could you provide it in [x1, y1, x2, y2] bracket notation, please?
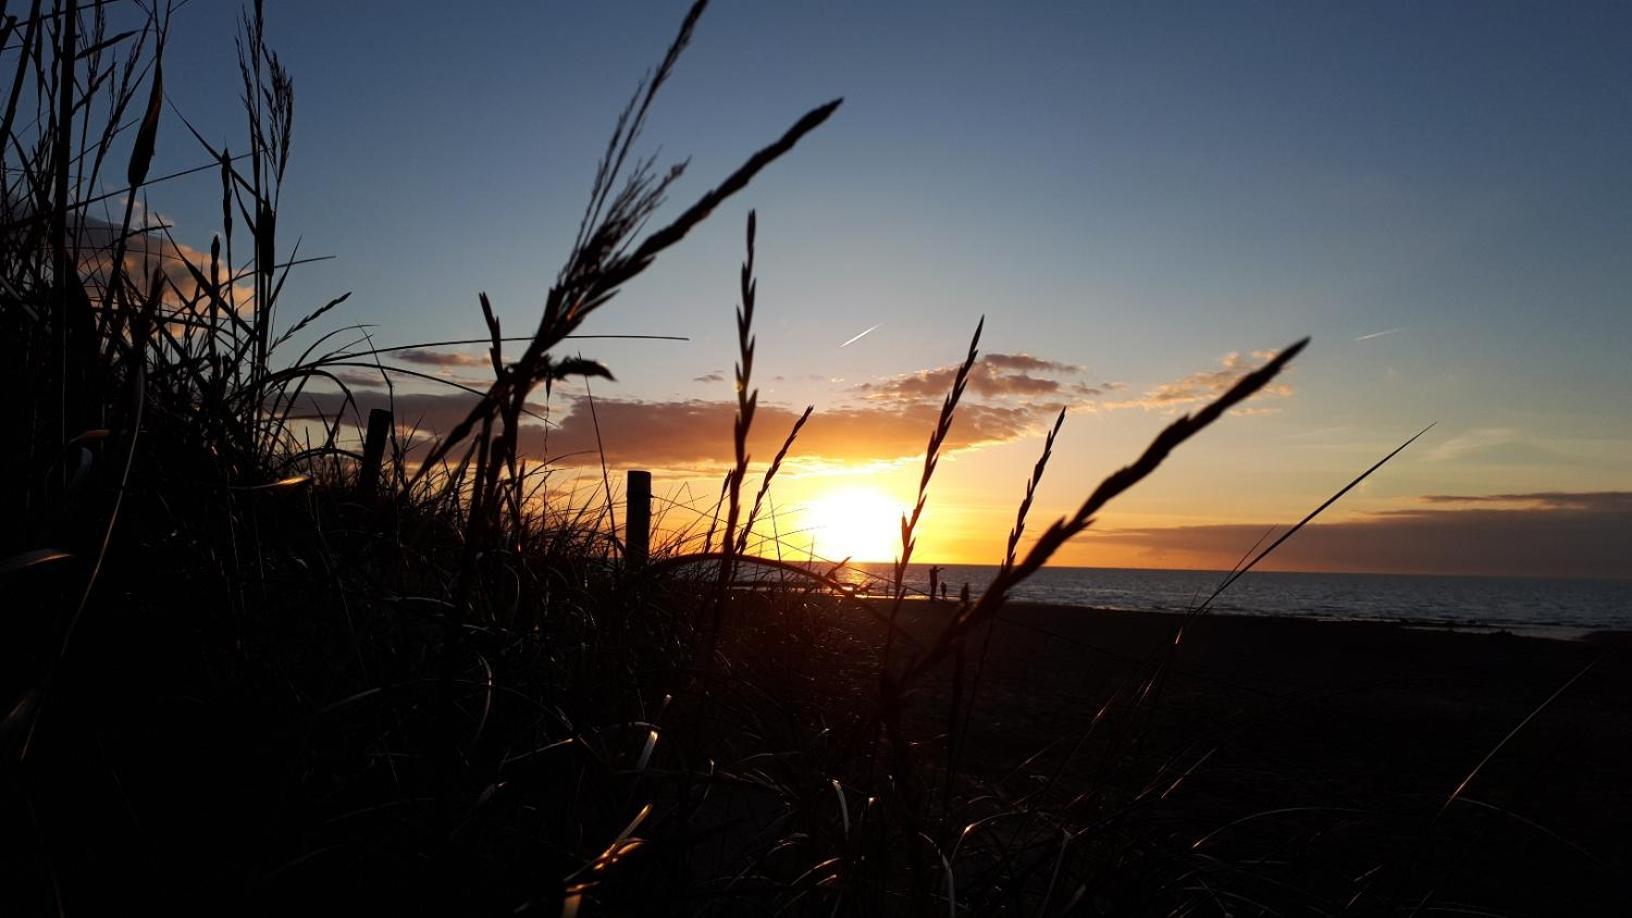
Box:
[862, 593, 1632, 641]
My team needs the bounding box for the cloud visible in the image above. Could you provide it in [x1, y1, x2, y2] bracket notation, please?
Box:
[291, 389, 1041, 470]
[536, 396, 1036, 468]
[1426, 428, 1576, 466]
[1105, 350, 1294, 412]
[297, 345, 1289, 472]
[1354, 326, 1406, 342]
[1091, 491, 1631, 580]
[981, 353, 1081, 373]
[68, 212, 258, 316]
[857, 352, 1088, 404]
[330, 369, 391, 389]
[394, 349, 491, 368]
[1416, 492, 1632, 511]
[290, 390, 545, 436]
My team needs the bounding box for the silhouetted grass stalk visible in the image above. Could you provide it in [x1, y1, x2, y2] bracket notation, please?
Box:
[879, 317, 984, 681]
[897, 337, 1309, 694]
[735, 404, 813, 557]
[947, 405, 1067, 800]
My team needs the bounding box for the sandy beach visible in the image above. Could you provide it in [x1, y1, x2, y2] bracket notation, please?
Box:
[820, 598, 1632, 912]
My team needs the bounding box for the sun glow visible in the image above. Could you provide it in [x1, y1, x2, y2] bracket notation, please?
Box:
[805, 485, 906, 563]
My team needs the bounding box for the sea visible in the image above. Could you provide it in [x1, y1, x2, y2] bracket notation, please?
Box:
[839, 563, 1632, 638]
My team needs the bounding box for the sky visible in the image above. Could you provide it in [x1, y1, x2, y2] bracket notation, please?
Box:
[131, 0, 1630, 576]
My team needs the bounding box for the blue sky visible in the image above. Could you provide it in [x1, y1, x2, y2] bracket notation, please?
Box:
[135, 1, 1631, 572]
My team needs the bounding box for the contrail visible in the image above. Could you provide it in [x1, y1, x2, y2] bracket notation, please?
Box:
[840, 323, 881, 348]
[1354, 326, 1405, 342]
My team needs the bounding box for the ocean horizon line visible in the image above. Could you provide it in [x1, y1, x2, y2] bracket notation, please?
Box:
[840, 560, 1632, 584]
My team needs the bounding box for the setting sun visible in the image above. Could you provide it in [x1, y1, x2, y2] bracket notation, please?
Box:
[804, 486, 907, 563]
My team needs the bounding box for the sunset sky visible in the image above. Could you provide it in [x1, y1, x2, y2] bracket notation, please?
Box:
[138, 1, 1630, 577]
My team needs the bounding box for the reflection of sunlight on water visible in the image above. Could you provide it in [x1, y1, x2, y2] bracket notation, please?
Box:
[834, 566, 870, 586]
[841, 563, 1632, 633]
[830, 565, 895, 596]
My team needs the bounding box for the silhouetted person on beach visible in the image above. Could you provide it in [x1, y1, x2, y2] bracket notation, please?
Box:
[960, 582, 970, 607]
[940, 583, 948, 602]
[928, 565, 943, 602]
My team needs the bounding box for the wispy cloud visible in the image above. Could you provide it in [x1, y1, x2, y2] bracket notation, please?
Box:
[1354, 326, 1406, 342]
[852, 348, 1289, 420]
[856, 352, 1092, 405]
[1427, 428, 1574, 466]
[692, 371, 725, 384]
[331, 368, 391, 390]
[394, 349, 490, 368]
[982, 353, 1082, 373]
[1103, 350, 1295, 412]
[1418, 491, 1632, 510]
[840, 323, 881, 348]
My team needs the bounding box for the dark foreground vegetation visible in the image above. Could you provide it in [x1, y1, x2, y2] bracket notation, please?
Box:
[3, 2, 1625, 914]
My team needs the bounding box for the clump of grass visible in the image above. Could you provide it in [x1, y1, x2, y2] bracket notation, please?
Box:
[899, 337, 1308, 695]
[0, 0, 844, 909]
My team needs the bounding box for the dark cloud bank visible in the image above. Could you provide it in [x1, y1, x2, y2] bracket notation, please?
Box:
[1092, 492, 1631, 580]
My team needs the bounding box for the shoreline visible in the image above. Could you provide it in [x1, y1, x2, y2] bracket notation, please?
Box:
[849, 562, 1632, 582]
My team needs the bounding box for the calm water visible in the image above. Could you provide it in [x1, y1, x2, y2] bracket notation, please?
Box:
[842, 563, 1632, 636]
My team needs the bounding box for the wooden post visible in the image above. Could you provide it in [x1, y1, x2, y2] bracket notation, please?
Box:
[358, 407, 392, 498]
[626, 469, 651, 567]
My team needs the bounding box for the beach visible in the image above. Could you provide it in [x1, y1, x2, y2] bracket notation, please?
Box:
[815, 598, 1632, 912]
